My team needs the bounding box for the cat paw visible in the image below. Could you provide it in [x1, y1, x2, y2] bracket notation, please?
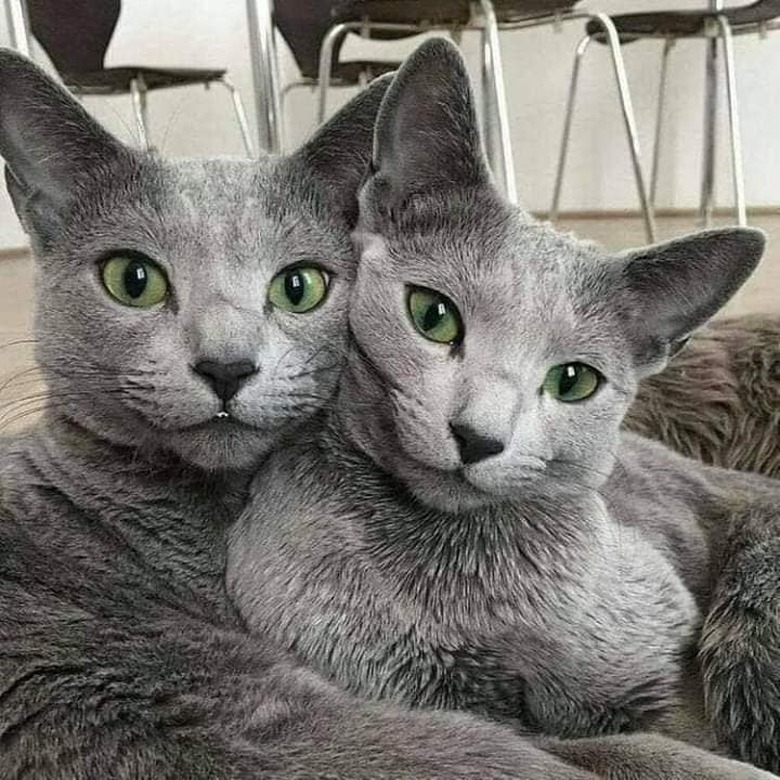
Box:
[700, 538, 780, 773]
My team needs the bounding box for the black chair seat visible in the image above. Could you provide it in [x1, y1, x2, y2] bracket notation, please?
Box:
[586, 0, 780, 40]
[330, 59, 401, 83]
[63, 66, 226, 93]
[332, 0, 581, 27]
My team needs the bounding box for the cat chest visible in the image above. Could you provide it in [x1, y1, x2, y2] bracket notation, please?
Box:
[260, 531, 701, 737]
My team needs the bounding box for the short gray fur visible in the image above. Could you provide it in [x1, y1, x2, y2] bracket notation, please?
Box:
[228, 39, 780, 778]
[0, 49, 608, 779]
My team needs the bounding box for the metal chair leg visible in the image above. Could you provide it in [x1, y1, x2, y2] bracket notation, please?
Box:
[245, 0, 282, 154]
[716, 15, 747, 226]
[589, 13, 656, 242]
[481, 28, 499, 185]
[317, 23, 351, 124]
[218, 77, 256, 158]
[551, 34, 590, 223]
[650, 38, 674, 210]
[130, 76, 150, 150]
[478, 0, 517, 204]
[699, 27, 719, 227]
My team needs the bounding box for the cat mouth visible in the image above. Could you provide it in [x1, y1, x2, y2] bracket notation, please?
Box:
[176, 413, 269, 434]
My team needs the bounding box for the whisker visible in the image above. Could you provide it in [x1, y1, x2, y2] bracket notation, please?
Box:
[273, 362, 342, 382]
[0, 338, 38, 352]
[157, 93, 189, 155]
[0, 367, 46, 395]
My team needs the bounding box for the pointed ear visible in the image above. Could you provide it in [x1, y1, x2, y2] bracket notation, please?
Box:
[0, 49, 132, 243]
[292, 73, 393, 226]
[368, 37, 491, 210]
[613, 227, 765, 374]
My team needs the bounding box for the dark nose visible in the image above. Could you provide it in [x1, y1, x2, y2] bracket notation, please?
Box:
[450, 422, 505, 465]
[194, 360, 257, 402]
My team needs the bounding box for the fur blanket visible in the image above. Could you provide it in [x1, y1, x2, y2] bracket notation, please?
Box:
[626, 315, 780, 478]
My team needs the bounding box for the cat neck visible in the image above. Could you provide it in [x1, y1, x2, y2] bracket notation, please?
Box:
[14, 411, 250, 498]
[1, 412, 252, 620]
[317, 416, 606, 584]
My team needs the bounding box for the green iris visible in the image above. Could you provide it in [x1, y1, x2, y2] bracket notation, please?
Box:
[268, 266, 329, 313]
[101, 255, 169, 308]
[407, 286, 463, 345]
[543, 362, 602, 402]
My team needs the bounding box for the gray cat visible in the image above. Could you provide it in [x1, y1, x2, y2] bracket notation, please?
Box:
[0, 50, 606, 779]
[228, 39, 780, 778]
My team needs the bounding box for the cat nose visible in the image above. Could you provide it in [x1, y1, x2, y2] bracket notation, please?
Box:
[194, 360, 257, 402]
[450, 422, 505, 465]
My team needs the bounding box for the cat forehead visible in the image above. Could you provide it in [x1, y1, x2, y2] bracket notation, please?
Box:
[55, 154, 353, 272]
[156, 157, 326, 224]
[360, 204, 606, 305]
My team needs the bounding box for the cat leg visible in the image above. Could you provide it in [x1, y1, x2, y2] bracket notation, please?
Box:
[700, 489, 780, 773]
[536, 733, 778, 779]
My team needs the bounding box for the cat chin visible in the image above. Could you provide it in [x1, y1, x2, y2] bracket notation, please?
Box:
[393, 459, 507, 514]
[164, 425, 281, 471]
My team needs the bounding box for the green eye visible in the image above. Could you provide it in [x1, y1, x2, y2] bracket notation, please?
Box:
[268, 266, 329, 313]
[101, 255, 169, 308]
[543, 362, 602, 402]
[407, 287, 463, 345]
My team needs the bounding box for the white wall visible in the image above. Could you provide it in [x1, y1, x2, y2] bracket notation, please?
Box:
[0, 0, 778, 248]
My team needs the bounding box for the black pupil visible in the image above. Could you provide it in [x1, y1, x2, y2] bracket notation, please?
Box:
[423, 300, 447, 332]
[559, 364, 580, 395]
[124, 261, 148, 299]
[285, 270, 305, 306]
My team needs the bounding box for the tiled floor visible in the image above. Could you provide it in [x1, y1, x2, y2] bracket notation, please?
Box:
[1, 214, 778, 432]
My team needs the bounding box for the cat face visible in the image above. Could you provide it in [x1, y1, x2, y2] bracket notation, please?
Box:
[0, 50, 388, 470]
[346, 208, 635, 510]
[340, 39, 764, 513]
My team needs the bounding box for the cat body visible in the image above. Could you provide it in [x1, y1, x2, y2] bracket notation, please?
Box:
[0, 50, 608, 779]
[3, 417, 605, 779]
[231, 368, 756, 745]
[228, 39, 780, 776]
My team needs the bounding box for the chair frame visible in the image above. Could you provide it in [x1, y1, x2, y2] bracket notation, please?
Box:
[65, 72, 255, 157]
[315, 1, 657, 241]
[279, 65, 386, 151]
[4, 0, 255, 157]
[555, 11, 780, 228]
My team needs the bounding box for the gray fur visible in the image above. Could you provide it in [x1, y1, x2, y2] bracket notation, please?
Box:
[0, 49, 602, 779]
[228, 38, 780, 777]
[627, 315, 780, 478]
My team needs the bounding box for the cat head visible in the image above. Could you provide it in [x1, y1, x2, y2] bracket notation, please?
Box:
[342, 38, 765, 513]
[0, 49, 389, 470]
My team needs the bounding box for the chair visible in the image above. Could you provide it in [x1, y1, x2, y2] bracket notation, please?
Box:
[274, 0, 404, 123]
[310, 0, 657, 240]
[25, 0, 255, 155]
[553, 0, 780, 228]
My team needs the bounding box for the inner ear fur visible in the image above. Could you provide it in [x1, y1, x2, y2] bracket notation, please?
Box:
[613, 226, 765, 373]
[291, 72, 393, 227]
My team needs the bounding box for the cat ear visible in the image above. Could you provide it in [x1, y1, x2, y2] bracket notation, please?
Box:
[612, 227, 765, 374]
[292, 72, 394, 225]
[368, 37, 491, 209]
[0, 49, 132, 243]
